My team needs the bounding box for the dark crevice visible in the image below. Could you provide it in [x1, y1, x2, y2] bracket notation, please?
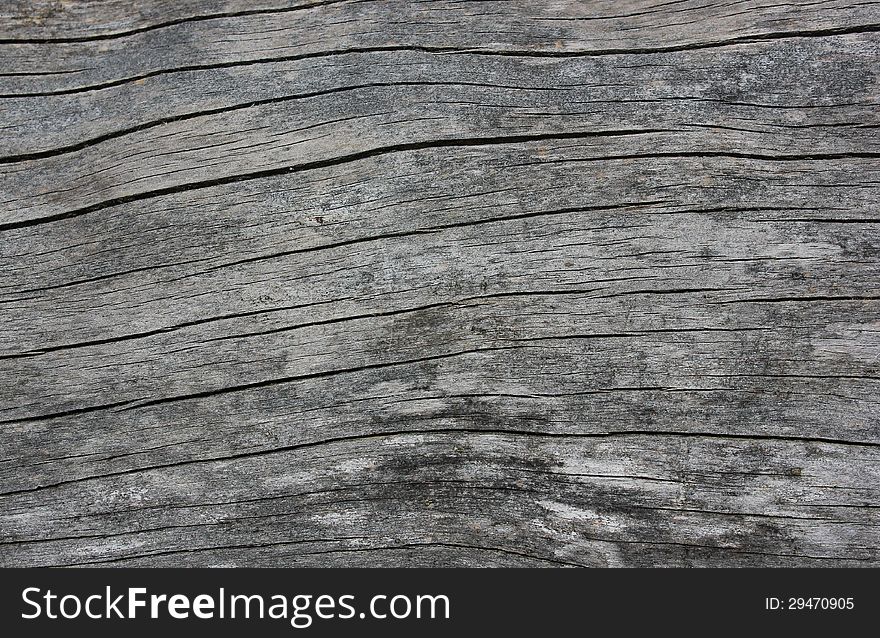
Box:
[0, 345, 522, 425]
[3, 23, 880, 98]
[0, 129, 660, 232]
[5, 257, 215, 295]
[0, 399, 136, 425]
[3, 134, 876, 234]
[0, 46, 485, 98]
[205, 201, 659, 270]
[0, 80, 574, 164]
[0, 0, 354, 44]
[0, 201, 655, 311]
[0, 298, 345, 360]
[1, 427, 877, 499]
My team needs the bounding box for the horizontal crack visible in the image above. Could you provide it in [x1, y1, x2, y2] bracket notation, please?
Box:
[3, 23, 879, 97]
[3, 134, 876, 234]
[1, 427, 876, 499]
[0, 0, 352, 45]
[0, 80, 571, 164]
[0, 129, 659, 232]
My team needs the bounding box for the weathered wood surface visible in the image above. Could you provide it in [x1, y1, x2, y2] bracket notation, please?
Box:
[1, 0, 878, 567]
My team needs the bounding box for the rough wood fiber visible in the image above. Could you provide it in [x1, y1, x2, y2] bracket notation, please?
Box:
[1, 0, 878, 567]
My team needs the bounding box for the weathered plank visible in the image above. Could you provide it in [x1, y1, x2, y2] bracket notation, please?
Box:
[1, 0, 878, 567]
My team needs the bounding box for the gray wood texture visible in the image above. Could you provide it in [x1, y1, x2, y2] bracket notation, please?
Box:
[1, 0, 879, 567]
